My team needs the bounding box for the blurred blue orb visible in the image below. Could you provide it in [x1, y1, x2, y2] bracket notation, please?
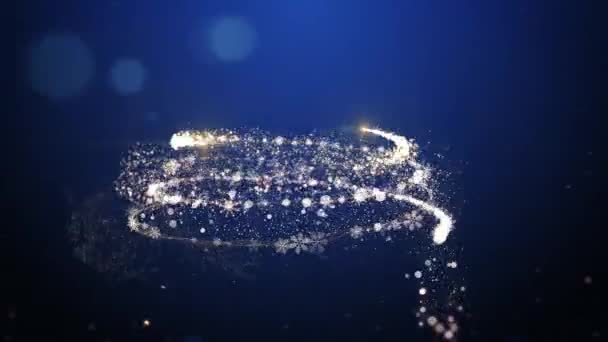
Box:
[27, 33, 95, 100]
[109, 58, 147, 96]
[208, 17, 256, 62]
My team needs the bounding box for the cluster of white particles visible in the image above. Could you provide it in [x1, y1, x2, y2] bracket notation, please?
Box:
[115, 126, 464, 340]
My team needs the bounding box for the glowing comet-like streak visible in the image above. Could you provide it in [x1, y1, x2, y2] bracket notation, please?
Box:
[360, 126, 453, 244]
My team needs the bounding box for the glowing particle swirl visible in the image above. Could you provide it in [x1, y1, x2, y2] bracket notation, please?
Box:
[115, 126, 463, 340]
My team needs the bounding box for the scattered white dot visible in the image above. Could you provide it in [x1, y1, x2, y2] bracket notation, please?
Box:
[353, 188, 369, 202]
[243, 200, 254, 210]
[319, 195, 332, 206]
[301, 198, 312, 208]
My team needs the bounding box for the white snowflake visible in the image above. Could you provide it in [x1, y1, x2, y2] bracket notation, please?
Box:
[350, 226, 364, 239]
[274, 238, 292, 254]
[289, 233, 312, 254]
[403, 210, 424, 230]
[127, 207, 140, 232]
[308, 232, 328, 254]
[389, 219, 404, 231]
[148, 227, 161, 239]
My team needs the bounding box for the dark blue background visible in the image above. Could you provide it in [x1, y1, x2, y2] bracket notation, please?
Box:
[10, 0, 604, 341]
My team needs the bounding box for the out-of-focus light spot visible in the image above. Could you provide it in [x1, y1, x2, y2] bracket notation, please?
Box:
[208, 17, 256, 62]
[584, 275, 593, 285]
[109, 58, 147, 95]
[145, 111, 160, 122]
[142, 319, 151, 327]
[27, 33, 95, 100]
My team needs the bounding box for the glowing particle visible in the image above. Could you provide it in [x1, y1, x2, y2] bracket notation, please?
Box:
[192, 199, 203, 208]
[373, 189, 386, 202]
[168, 220, 177, 228]
[223, 200, 235, 211]
[142, 319, 151, 328]
[243, 200, 254, 210]
[228, 190, 237, 199]
[199, 227, 206, 234]
[281, 198, 291, 207]
[414, 271, 422, 279]
[350, 226, 364, 239]
[419, 288, 427, 295]
[409, 169, 429, 185]
[373, 223, 383, 232]
[434, 323, 446, 334]
[584, 276, 593, 285]
[319, 195, 332, 206]
[301, 198, 312, 208]
[353, 188, 369, 202]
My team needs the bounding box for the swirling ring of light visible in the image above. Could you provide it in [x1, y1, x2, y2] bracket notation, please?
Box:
[115, 126, 463, 340]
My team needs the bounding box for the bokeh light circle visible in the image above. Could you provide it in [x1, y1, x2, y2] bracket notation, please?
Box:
[109, 58, 147, 96]
[208, 17, 257, 62]
[27, 33, 95, 100]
